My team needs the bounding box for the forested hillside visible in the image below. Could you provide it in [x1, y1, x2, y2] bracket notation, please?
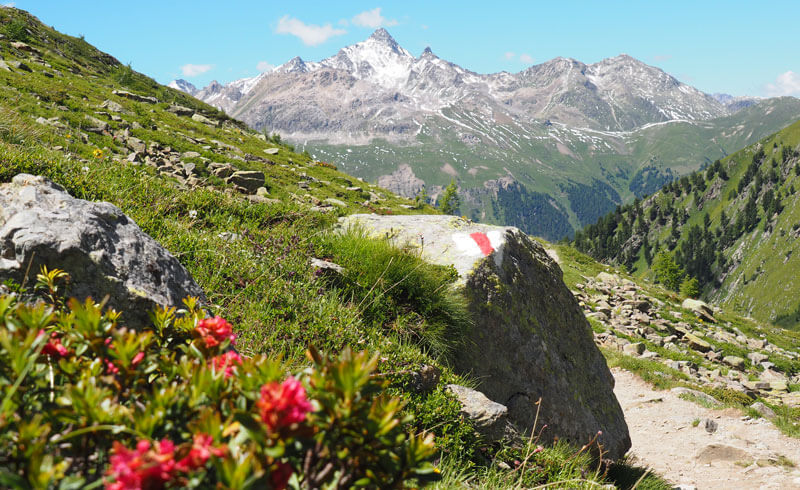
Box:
[573, 119, 800, 327]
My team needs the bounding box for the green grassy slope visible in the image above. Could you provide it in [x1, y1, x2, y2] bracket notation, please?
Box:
[573, 116, 800, 328]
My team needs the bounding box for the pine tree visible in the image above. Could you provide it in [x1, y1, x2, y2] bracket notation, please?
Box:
[439, 180, 460, 215]
[652, 251, 684, 291]
[415, 186, 428, 207]
[680, 276, 701, 299]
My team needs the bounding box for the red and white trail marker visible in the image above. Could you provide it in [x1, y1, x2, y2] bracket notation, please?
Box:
[452, 230, 504, 257]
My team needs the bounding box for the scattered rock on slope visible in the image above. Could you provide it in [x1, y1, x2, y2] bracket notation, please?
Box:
[338, 214, 631, 460]
[0, 174, 205, 328]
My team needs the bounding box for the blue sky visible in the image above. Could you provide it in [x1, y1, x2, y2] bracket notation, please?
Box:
[9, 1, 800, 97]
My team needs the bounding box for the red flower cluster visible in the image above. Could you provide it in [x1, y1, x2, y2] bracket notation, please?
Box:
[196, 316, 236, 348]
[39, 330, 69, 358]
[256, 376, 313, 432]
[106, 434, 224, 489]
[175, 434, 226, 473]
[210, 351, 242, 378]
[106, 439, 176, 490]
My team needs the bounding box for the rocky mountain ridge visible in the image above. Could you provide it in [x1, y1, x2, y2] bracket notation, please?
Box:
[181, 29, 739, 139]
[173, 29, 800, 241]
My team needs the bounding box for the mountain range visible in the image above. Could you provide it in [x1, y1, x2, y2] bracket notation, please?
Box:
[174, 29, 800, 240]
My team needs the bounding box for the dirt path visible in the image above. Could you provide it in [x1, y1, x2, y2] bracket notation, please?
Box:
[612, 368, 800, 489]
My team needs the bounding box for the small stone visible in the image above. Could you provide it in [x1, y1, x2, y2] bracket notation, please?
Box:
[411, 365, 441, 392]
[722, 355, 746, 371]
[596, 272, 620, 285]
[623, 342, 646, 356]
[742, 380, 770, 391]
[182, 151, 202, 159]
[767, 381, 788, 392]
[264, 147, 279, 155]
[191, 113, 217, 126]
[208, 162, 234, 179]
[671, 387, 721, 407]
[310, 257, 344, 276]
[84, 115, 109, 132]
[685, 333, 711, 353]
[167, 104, 194, 116]
[703, 418, 718, 434]
[749, 401, 776, 419]
[682, 298, 716, 322]
[446, 384, 512, 442]
[748, 352, 769, 364]
[226, 171, 265, 194]
[323, 197, 347, 208]
[112, 90, 158, 104]
[8, 60, 31, 72]
[99, 99, 126, 113]
[587, 311, 609, 322]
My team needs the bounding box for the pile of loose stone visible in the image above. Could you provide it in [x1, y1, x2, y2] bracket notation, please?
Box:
[576, 272, 800, 411]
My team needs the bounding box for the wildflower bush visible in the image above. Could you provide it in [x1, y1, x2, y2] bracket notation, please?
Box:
[0, 269, 439, 488]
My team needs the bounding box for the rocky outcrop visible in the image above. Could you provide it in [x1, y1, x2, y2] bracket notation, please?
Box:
[0, 174, 205, 328]
[376, 164, 425, 199]
[338, 214, 630, 460]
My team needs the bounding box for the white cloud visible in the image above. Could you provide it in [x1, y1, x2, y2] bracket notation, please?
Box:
[256, 61, 274, 72]
[351, 7, 397, 28]
[275, 15, 346, 46]
[180, 63, 213, 77]
[766, 71, 800, 96]
[504, 52, 533, 64]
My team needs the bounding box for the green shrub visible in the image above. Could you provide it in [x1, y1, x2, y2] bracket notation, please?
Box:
[2, 19, 28, 41]
[0, 269, 439, 488]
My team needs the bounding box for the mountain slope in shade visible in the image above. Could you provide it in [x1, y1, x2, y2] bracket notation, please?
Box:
[175, 29, 800, 240]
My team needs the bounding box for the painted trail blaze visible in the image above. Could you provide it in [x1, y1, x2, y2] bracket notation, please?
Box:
[470, 232, 494, 256]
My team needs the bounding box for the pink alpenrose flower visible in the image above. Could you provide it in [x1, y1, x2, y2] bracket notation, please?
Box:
[195, 316, 236, 348]
[256, 376, 313, 432]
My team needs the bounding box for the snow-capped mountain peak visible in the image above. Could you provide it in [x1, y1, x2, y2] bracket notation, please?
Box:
[276, 56, 311, 74]
[320, 28, 415, 89]
[187, 30, 752, 141]
[168, 79, 197, 96]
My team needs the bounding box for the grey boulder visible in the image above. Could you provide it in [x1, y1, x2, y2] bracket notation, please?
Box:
[0, 174, 205, 328]
[338, 214, 630, 460]
[226, 170, 265, 194]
